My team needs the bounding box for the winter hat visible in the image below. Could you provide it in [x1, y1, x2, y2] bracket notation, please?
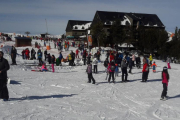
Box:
[163, 66, 167, 70]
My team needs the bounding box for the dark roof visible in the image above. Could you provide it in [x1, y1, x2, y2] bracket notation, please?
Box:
[15, 37, 32, 40]
[94, 11, 164, 27]
[127, 13, 164, 27]
[96, 11, 127, 22]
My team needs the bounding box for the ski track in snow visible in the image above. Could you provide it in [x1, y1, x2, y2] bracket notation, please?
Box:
[0, 39, 180, 120]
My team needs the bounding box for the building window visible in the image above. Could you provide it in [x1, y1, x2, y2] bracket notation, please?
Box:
[82, 33, 84, 35]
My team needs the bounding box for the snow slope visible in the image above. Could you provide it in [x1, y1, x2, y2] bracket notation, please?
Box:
[0, 39, 180, 120]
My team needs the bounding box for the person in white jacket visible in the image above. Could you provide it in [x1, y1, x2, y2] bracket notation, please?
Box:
[93, 58, 98, 73]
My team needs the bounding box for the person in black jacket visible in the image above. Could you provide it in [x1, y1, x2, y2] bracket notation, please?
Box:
[51, 55, 55, 72]
[0, 51, 10, 101]
[11, 46, 17, 65]
[128, 57, 133, 73]
[136, 55, 141, 68]
[44, 49, 47, 61]
[121, 58, 128, 82]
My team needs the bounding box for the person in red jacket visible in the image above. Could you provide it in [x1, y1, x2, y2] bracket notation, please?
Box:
[25, 48, 30, 60]
[107, 60, 115, 83]
[75, 49, 79, 59]
[109, 53, 114, 62]
[142, 58, 148, 82]
[160, 66, 169, 100]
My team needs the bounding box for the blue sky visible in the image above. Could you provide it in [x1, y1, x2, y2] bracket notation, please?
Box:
[0, 0, 179, 35]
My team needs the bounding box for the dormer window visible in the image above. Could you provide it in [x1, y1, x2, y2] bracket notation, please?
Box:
[75, 26, 78, 29]
[82, 26, 84, 29]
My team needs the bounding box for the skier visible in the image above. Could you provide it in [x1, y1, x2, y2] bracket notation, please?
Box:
[0, 51, 10, 101]
[44, 49, 47, 61]
[37, 49, 42, 65]
[132, 54, 136, 67]
[21, 49, 25, 59]
[107, 60, 115, 83]
[167, 57, 171, 69]
[109, 53, 115, 62]
[25, 48, 30, 60]
[58, 52, 63, 66]
[142, 57, 149, 82]
[83, 49, 87, 65]
[86, 63, 96, 84]
[151, 61, 157, 72]
[149, 54, 153, 66]
[40, 63, 48, 72]
[11, 46, 17, 65]
[115, 64, 119, 77]
[128, 57, 133, 73]
[51, 55, 55, 72]
[121, 58, 128, 82]
[160, 66, 169, 100]
[68, 53, 72, 66]
[48, 53, 51, 64]
[136, 55, 141, 68]
[71, 51, 75, 66]
[75, 49, 79, 59]
[93, 57, 98, 73]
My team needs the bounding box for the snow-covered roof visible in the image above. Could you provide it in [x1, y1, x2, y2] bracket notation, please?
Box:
[118, 43, 134, 48]
[121, 16, 131, 25]
[73, 22, 91, 30]
[104, 16, 131, 26]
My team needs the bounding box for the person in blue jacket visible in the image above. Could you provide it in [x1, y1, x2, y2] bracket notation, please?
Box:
[115, 64, 119, 77]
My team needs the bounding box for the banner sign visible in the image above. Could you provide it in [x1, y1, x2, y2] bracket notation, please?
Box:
[88, 35, 92, 46]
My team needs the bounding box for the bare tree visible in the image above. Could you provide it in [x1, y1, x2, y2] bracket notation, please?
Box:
[25, 31, 30, 36]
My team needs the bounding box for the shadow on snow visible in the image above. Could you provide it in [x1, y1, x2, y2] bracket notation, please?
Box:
[10, 80, 21, 85]
[10, 94, 77, 101]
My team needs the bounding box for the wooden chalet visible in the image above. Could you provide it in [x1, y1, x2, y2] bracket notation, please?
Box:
[15, 37, 32, 47]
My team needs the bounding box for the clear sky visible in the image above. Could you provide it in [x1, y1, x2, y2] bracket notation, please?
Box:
[0, 0, 179, 35]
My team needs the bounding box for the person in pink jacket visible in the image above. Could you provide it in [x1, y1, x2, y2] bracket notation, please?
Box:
[41, 63, 48, 72]
[160, 66, 169, 100]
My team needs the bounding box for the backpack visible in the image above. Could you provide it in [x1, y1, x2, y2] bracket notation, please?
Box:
[69, 54, 72, 60]
[110, 65, 115, 71]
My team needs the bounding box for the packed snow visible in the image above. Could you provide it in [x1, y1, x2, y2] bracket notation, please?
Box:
[0, 37, 180, 120]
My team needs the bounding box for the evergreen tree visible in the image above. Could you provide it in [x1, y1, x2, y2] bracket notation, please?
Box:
[91, 21, 107, 47]
[109, 19, 125, 45]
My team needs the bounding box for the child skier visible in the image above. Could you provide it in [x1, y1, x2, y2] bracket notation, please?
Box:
[86, 63, 96, 84]
[40, 63, 48, 72]
[115, 64, 119, 77]
[151, 61, 157, 72]
[160, 66, 169, 100]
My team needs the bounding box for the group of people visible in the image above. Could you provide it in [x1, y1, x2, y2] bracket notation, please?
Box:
[86, 50, 170, 101]
[0, 43, 171, 101]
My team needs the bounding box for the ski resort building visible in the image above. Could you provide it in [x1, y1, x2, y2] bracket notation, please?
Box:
[65, 20, 92, 39]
